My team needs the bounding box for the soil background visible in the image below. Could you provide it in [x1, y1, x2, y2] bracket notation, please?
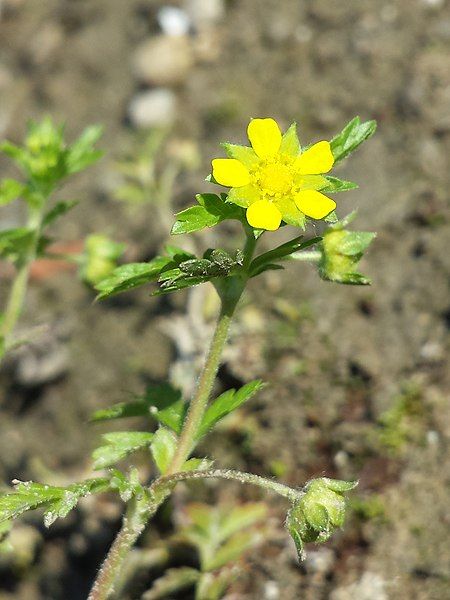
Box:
[0, 1, 449, 599]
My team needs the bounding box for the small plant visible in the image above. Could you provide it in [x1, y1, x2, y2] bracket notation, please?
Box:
[144, 502, 268, 599]
[0, 118, 103, 358]
[0, 116, 376, 599]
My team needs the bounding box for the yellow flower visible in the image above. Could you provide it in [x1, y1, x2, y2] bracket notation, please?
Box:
[211, 118, 337, 231]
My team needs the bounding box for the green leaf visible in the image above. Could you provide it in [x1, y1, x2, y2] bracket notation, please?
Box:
[249, 236, 322, 277]
[92, 432, 154, 470]
[151, 428, 178, 474]
[196, 571, 233, 600]
[144, 568, 199, 600]
[0, 478, 109, 527]
[0, 179, 26, 206]
[154, 275, 211, 296]
[0, 228, 34, 260]
[95, 257, 171, 299]
[90, 383, 187, 434]
[218, 503, 267, 544]
[42, 200, 79, 227]
[197, 380, 264, 438]
[330, 117, 377, 163]
[171, 194, 244, 235]
[66, 125, 103, 174]
[204, 529, 263, 571]
[320, 176, 359, 193]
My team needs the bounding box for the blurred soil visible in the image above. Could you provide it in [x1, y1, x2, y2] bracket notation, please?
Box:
[0, 0, 449, 598]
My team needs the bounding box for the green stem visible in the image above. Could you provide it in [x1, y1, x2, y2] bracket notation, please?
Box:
[88, 228, 258, 598]
[88, 497, 154, 600]
[0, 203, 45, 350]
[167, 284, 243, 474]
[153, 469, 301, 503]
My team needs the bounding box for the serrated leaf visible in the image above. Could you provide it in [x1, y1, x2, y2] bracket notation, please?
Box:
[95, 257, 171, 299]
[42, 200, 79, 227]
[218, 503, 267, 544]
[249, 236, 322, 277]
[143, 568, 199, 600]
[320, 176, 359, 193]
[90, 383, 187, 434]
[0, 478, 109, 527]
[197, 380, 264, 438]
[151, 428, 177, 474]
[171, 194, 244, 235]
[92, 432, 154, 470]
[0, 179, 25, 206]
[204, 529, 263, 571]
[330, 117, 377, 163]
[66, 125, 103, 174]
[0, 228, 34, 260]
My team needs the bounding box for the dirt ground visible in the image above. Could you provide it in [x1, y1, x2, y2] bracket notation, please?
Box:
[0, 0, 449, 598]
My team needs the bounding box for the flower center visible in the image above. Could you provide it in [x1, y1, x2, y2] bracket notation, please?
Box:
[258, 163, 293, 196]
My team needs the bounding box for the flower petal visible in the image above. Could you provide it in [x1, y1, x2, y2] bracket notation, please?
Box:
[295, 141, 334, 175]
[246, 200, 282, 231]
[247, 118, 282, 158]
[295, 190, 336, 220]
[280, 122, 300, 157]
[212, 158, 250, 187]
[227, 184, 261, 208]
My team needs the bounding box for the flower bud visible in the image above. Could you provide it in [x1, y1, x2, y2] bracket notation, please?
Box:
[318, 216, 375, 285]
[286, 477, 357, 559]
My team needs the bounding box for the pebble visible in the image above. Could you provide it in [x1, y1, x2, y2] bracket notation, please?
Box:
[128, 89, 177, 128]
[132, 35, 194, 87]
[331, 572, 387, 600]
[157, 6, 191, 37]
[304, 548, 335, 574]
[185, 0, 225, 29]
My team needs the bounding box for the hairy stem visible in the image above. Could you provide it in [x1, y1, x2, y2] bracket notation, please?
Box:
[88, 229, 258, 598]
[88, 497, 154, 600]
[153, 469, 301, 503]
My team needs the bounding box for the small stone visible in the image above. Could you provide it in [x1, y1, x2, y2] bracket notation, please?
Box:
[157, 6, 191, 37]
[304, 548, 335, 574]
[132, 35, 194, 87]
[264, 581, 280, 600]
[128, 89, 177, 128]
[185, 0, 225, 29]
[331, 572, 387, 600]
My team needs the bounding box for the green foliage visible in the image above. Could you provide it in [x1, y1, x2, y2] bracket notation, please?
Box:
[171, 194, 245, 235]
[249, 236, 322, 277]
[331, 117, 377, 163]
[376, 383, 427, 455]
[151, 428, 178, 474]
[197, 380, 264, 438]
[320, 176, 359, 193]
[286, 478, 357, 560]
[0, 478, 109, 528]
[318, 214, 376, 285]
[181, 502, 267, 571]
[0, 228, 34, 262]
[91, 383, 187, 434]
[79, 234, 125, 286]
[144, 568, 200, 600]
[92, 432, 154, 470]
[0, 179, 26, 206]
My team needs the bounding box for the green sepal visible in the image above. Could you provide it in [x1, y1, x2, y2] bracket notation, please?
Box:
[221, 143, 259, 168]
[280, 122, 301, 156]
[320, 176, 359, 193]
